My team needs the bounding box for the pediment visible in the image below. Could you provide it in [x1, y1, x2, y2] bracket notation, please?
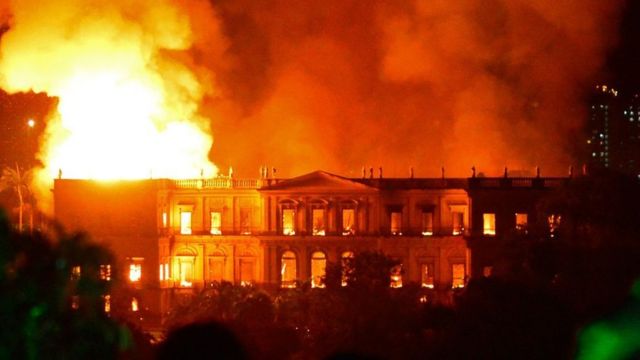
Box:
[260, 171, 377, 192]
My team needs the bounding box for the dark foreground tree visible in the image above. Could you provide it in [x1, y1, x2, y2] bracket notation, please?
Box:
[0, 210, 133, 359]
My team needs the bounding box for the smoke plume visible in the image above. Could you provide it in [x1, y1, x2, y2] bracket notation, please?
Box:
[0, 0, 625, 183]
[208, 0, 623, 177]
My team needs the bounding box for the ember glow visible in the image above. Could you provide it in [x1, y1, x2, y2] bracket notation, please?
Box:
[0, 0, 220, 203]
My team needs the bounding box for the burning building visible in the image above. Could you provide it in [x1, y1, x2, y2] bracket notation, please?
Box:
[53, 168, 565, 322]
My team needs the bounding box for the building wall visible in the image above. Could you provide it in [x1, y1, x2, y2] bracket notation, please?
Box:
[54, 173, 565, 320]
[53, 179, 161, 320]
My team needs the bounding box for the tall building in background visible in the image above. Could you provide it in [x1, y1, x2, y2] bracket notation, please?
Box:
[587, 85, 618, 170]
[620, 93, 640, 175]
[587, 85, 640, 177]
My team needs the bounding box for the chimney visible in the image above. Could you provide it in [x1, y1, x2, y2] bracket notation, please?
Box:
[410, 167, 414, 179]
[441, 166, 445, 179]
[369, 167, 374, 179]
[471, 166, 476, 178]
[536, 166, 540, 178]
[504, 166, 508, 178]
[272, 167, 277, 178]
[378, 167, 383, 179]
[362, 166, 366, 179]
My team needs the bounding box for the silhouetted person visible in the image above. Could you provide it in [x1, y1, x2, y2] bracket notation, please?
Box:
[157, 321, 247, 360]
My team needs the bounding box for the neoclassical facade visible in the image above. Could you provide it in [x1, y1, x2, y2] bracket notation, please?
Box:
[53, 170, 563, 320]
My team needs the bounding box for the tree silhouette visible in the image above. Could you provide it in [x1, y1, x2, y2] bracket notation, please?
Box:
[0, 210, 133, 359]
[0, 164, 34, 232]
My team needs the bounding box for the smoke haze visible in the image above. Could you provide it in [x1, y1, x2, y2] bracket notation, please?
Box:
[0, 0, 625, 179]
[208, 0, 623, 177]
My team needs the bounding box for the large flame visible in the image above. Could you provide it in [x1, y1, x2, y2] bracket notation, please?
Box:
[0, 0, 218, 195]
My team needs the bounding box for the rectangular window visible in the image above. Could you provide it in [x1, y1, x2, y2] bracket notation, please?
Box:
[452, 212, 464, 235]
[282, 209, 296, 235]
[452, 263, 465, 288]
[129, 264, 142, 282]
[342, 209, 355, 235]
[421, 211, 434, 236]
[312, 209, 325, 236]
[162, 211, 167, 228]
[548, 214, 561, 238]
[180, 211, 192, 235]
[99, 264, 111, 281]
[71, 266, 81, 280]
[239, 259, 255, 286]
[240, 208, 251, 235]
[483, 213, 496, 235]
[390, 265, 403, 288]
[421, 263, 434, 288]
[483, 266, 493, 277]
[515, 213, 528, 232]
[210, 211, 222, 235]
[164, 263, 169, 280]
[159, 264, 164, 281]
[208, 257, 225, 281]
[390, 212, 402, 235]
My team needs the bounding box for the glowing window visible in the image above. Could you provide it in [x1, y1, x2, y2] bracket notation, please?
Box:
[179, 259, 194, 287]
[342, 209, 355, 235]
[421, 211, 434, 236]
[390, 265, 403, 288]
[310, 252, 327, 288]
[240, 208, 251, 235]
[131, 297, 139, 312]
[312, 209, 325, 236]
[164, 263, 169, 280]
[421, 263, 434, 288]
[483, 266, 493, 277]
[208, 256, 225, 281]
[548, 214, 562, 238]
[341, 251, 354, 286]
[390, 212, 402, 235]
[71, 295, 80, 310]
[180, 211, 192, 235]
[452, 212, 464, 235]
[103, 294, 111, 313]
[129, 264, 142, 282]
[281, 251, 297, 288]
[210, 211, 221, 235]
[159, 264, 164, 281]
[515, 213, 528, 232]
[483, 213, 496, 235]
[452, 264, 465, 288]
[71, 266, 81, 280]
[282, 209, 296, 235]
[100, 264, 111, 281]
[162, 211, 167, 228]
[239, 259, 255, 286]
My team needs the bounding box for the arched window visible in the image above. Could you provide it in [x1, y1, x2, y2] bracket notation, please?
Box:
[341, 251, 355, 286]
[310, 251, 327, 288]
[176, 248, 196, 287]
[281, 251, 297, 288]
